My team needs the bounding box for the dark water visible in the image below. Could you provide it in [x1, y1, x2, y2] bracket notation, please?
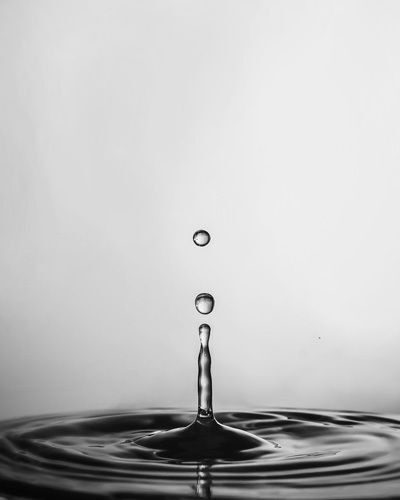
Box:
[1, 408, 400, 499]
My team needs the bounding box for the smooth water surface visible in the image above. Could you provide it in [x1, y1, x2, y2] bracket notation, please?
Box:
[1, 408, 400, 499]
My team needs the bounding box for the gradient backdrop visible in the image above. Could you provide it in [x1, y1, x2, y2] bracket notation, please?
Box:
[1, 0, 400, 420]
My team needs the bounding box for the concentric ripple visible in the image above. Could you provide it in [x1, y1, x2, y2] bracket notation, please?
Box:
[0, 409, 400, 499]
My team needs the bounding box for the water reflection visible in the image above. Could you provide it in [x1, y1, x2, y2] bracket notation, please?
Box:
[194, 462, 212, 499]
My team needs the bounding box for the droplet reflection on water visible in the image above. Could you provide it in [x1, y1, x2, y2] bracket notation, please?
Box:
[195, 293, 214, 314]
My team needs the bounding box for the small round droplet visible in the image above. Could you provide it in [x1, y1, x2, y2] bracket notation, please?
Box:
[195, 293, 214, 314]
[193, 230, 210, 247]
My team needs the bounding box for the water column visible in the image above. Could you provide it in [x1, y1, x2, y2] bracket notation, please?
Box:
[197, 324, 213, 421]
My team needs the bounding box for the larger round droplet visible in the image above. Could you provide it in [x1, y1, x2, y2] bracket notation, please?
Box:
[195, 293, 214, 314]
[193, 230, 210, 247]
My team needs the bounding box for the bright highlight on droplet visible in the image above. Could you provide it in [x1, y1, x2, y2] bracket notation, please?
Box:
[193, 230, 210, 247]
[195, 293, 214, 314]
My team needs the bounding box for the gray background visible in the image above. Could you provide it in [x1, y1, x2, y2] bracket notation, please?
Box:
[1, 0, 400, 420]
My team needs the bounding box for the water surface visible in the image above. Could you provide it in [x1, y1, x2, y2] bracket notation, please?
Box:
[1, 408, 400, 499]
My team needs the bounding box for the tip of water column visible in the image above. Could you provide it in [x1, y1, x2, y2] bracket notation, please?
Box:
[199, 324, 211, 345]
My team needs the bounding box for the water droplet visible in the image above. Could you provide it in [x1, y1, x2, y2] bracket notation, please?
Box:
[195, 293, 214, 315]
[193, 230, 210, 247]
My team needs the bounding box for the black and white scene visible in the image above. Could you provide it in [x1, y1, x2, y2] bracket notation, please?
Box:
[1, 1, 400, 499]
